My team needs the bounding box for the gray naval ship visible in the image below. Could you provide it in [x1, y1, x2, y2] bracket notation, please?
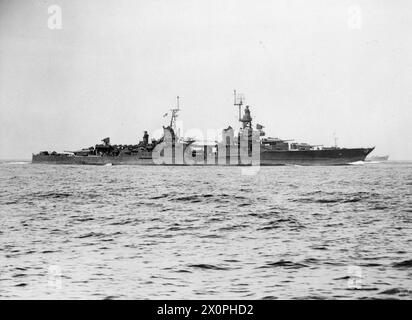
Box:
[366, 155, 389, 162]
[33, 92, 374, 166]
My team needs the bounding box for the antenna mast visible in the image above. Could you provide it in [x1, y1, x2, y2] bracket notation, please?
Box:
[333, 132, 338, 148]
[234, 90, 244, 122]
[169, 96, 180, 134]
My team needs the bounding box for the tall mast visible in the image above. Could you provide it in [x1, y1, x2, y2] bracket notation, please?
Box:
[234, 90, 244, 122]
[169, 96, 180, 134]
[333, 132, 338, 148]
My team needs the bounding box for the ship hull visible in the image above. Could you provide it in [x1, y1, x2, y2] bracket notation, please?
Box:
[32, 147, 374, 166]
[260, 148, 374, 165]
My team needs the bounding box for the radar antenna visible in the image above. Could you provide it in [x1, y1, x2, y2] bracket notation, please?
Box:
[234, 90, 253, 129]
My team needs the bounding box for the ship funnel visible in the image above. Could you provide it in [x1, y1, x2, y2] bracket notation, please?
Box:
[143, 131, 149, 145]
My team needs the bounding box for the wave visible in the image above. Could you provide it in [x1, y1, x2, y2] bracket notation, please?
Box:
[175, 195, 202, 203]
[4, 161, 30, 165]
[349, 161, 366, 165]
[349, 160, 383, 165]
[333, 276, 351, 280]
[77, 232, 106, 239]
[261, 295, 278, 300]
[293, 190, 379, 204]
[346, 287, 379, 291]
[257, 217, 304, 231]
[32, 192, 73, 199]
[187, 263, 230, 271]
[393, 259, 412, 268]
[149, 194, 169, 200]
[173, 193, 227, 203]
[379, 288, 411, 296]
[14, 283, 28, 287]
[258, 260, 308, 269]
[174, 269, 192, 273]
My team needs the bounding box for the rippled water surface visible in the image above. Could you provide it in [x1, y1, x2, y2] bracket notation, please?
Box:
[1, 161, 411, 299]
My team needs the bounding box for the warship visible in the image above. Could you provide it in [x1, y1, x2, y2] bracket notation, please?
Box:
[366, 155, 389, 162]
[32, 92, 374, 166]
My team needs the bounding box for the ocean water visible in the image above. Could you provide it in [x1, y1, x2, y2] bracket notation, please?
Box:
[0, 161, 411, 299]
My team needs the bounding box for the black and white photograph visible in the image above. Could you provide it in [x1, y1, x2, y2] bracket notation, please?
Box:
[0, 0, 411, 308]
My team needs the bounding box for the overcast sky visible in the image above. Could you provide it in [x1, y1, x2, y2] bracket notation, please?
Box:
[1, 0, 411, 159]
